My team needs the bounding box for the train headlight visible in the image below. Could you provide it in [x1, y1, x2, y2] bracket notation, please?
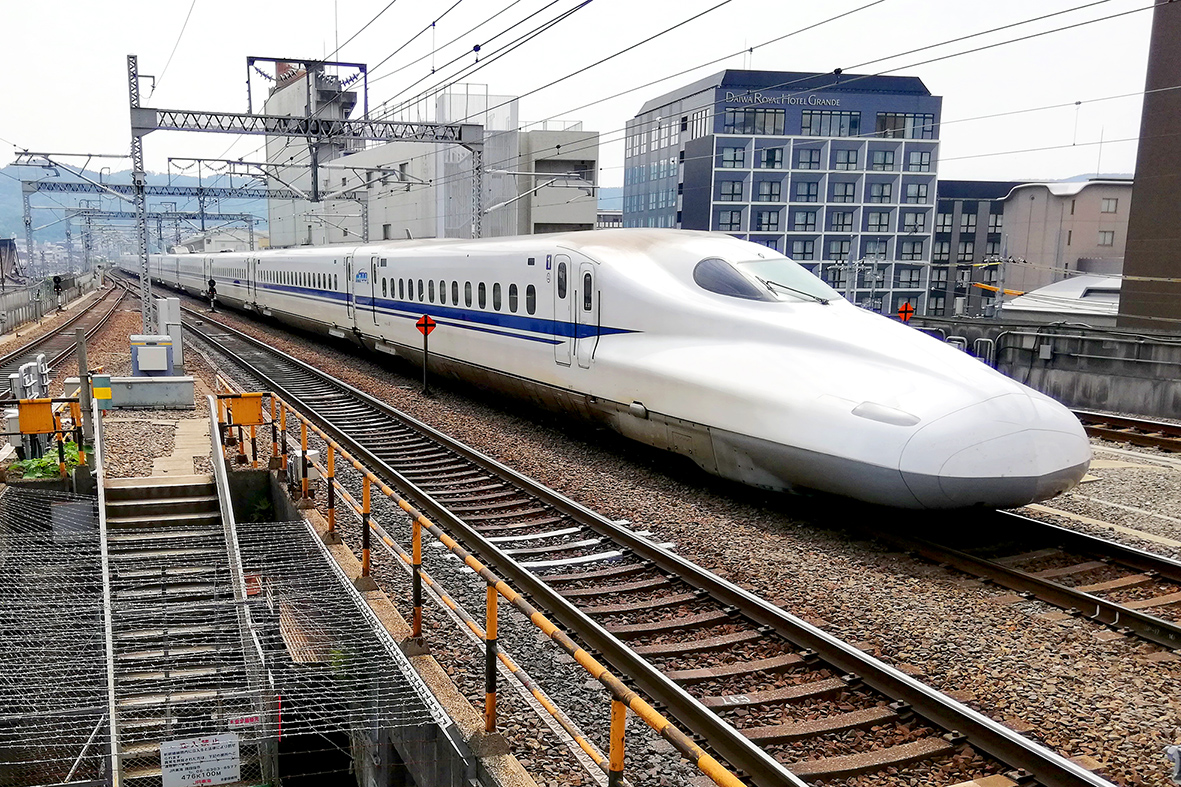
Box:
[851, 401, 920, 427]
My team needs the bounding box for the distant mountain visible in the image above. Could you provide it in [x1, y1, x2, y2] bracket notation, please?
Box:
[0, 165, 269, 243]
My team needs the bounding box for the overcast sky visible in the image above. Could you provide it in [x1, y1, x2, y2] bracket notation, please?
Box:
[1, 0, 1155, 187]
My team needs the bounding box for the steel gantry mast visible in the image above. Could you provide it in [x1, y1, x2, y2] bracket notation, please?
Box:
[125, 53, 485, 326]
[127, 55, 154, 331]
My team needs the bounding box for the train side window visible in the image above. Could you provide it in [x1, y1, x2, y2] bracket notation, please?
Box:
[508, 284, 518, 313]
[418, 279, 424, 300]
[451, 281, 459, 304]
[583, 273, 593, 311]
[526, 284, 536, 314]
[465, 282, 472, 307]
[382, 278, 388, 297]
[428, 280, 435, 303]
[334, 274, 338, 290]
[399, 279, 405, 299]
[478, 282, 487, 309]
[557, 262, 567, 298]
[439, 280, 446, 305]
[493, 283, 502, 311]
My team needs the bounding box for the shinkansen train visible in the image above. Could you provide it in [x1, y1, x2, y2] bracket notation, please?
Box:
[128, 229, 1091, 509]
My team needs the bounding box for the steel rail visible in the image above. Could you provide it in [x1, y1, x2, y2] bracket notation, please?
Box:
[1073, 409, 1181, 452]
[882, 522, 1181, 650]
[0, 286, 125, 398]
[182, 307, 1111, 787]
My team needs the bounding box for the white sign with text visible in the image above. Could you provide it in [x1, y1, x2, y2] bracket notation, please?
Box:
[160, 733, 240, 787]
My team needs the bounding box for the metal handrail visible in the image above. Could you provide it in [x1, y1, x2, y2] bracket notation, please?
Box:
[92, 395, 121, 787]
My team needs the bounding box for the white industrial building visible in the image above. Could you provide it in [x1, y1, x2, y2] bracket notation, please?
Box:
[263, 66, 599, 246]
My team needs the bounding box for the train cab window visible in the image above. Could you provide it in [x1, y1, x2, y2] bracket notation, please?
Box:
[399, 280, 405, 299]
[583, 273, 593, 311]
[557, 262, 567, 298]
[465, 282, 472, 307]
[526, 284, 536, 315]
[509, 284, 518, 313]
[692, 257, 774, 301]
[493, 283, 502, 311]
[428, 280, 435, 303]
[451, 281, 459, 304]
[417, 279, 424, 301]
[478, 283, 487, 309]
[382, 278, 388, 297]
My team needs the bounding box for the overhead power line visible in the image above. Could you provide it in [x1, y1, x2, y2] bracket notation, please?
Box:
[152, 0, 199, 97]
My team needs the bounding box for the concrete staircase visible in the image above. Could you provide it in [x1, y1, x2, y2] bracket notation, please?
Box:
[103, 475, 258, 783]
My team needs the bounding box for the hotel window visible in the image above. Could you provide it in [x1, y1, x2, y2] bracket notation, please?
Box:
[905, 183, 929, 204]
[801, 110, 861, 137]
[830, 211, 853, 232]
[719, 181, 743, 201]
[903, 212, 925, 233]
[907, 150, 932, 172]
[957, 241, 975, 261]
[831, 182, 855, 203]
[794, 181, 819, 203]
[957, 268, 972, 287]
[932, 241, 951, 262]
[791, 240, 815, 260]
[867, 211, 890, 233]
[722, 107, 785, 135]
[865, 239, 888, 258]
[793, 210, 817, 232]
[868, 183, 892, 203]
[793, 210, 821, 231]
[756, 148, 784, 169]
[935, 212, 953, 232]
[983, 267, 998, 284]
[875, 112, 936, 139]
[649, 193, 658, 210]
[929, 295, 946, 316]
[900, 240, 924, 260]
[870, 150, 895, 171]
[718, 210, 743, 232]
[1101, 198, 1118, 213]
[930, 267, 949, 285]
[896, 267, 921, 287]
[833, 149, 858, 170]
[756, 181, 781, 202]
[721, 147, 745, 168]
[827, 268, 847, 288]
[797, 148, 821, 170]
[1099, 230, 1115, 246]
[827, 239, 851, 260]
[755, 210, 780, 232]
[985, 240, 1001, 256]
[960, 213, 977, 233]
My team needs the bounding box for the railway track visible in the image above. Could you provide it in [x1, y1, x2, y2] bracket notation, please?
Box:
[1073, 410, 1181, 453]
[872, 508, 1181, 650]
[181, 306, 1109, 787]
[0, 285, 125, 400]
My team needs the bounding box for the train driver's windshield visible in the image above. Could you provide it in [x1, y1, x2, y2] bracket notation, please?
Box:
[693, 256, 840, 304]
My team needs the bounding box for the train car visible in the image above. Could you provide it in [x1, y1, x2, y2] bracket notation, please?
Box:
[133, 229, 1091, 509]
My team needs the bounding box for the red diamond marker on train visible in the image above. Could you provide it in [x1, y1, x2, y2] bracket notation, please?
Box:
[898, 303, 915, 323]
[416, 315, 437, 336]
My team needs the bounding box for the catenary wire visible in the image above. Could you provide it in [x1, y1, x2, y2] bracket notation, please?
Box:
[152, 0, 200, 98]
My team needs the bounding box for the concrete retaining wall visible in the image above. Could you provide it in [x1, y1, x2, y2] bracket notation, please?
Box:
[913, 316, 1181, 417]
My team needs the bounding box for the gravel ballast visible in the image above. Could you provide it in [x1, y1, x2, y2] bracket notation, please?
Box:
[156, 296, 1181, 786]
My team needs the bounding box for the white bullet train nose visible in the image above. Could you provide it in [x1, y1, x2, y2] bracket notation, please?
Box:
[897, 393, 1091, 509]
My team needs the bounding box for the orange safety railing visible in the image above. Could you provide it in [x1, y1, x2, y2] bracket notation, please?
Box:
[211, 387, 748, 787]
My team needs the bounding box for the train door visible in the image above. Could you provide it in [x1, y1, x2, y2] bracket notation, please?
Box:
[575, 263, 597, 369]
[248, 257, 257, 303]
[369, 255, 380, 324]
[552, 254, 573, 366]
[345, 255, 356, 321]
[203, 257, 213, 296]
